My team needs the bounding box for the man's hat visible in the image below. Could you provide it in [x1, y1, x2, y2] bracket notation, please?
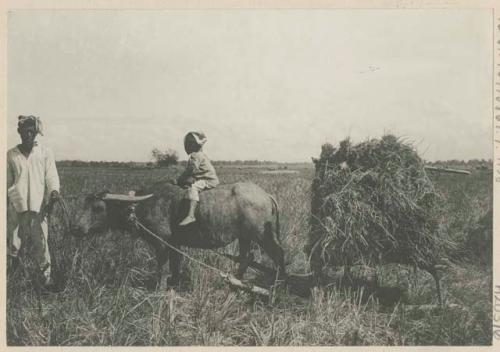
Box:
[18, 115, 43, 135]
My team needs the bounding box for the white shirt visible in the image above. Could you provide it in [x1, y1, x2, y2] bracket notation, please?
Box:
[7, 143, 60, 213]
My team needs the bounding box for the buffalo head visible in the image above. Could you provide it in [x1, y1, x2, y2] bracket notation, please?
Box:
[71, 191, 154, 237]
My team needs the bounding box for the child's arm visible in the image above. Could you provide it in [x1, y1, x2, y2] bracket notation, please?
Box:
[177, 154, 199, 186]
[187, 152, 204, 176]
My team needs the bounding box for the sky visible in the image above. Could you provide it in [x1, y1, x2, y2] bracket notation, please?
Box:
[7, 9, 493, 162]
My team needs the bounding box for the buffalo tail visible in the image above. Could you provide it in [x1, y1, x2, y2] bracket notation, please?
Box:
[269, 195, 281, 244]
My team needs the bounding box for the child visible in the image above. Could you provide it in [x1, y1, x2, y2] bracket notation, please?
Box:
[177, 131, 219, 226]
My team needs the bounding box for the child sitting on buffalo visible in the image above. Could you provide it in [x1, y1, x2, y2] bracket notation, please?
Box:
[177, 131, 219, 226]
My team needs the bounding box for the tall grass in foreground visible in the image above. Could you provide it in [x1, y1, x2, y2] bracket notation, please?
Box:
[7, 260, 491, 345]
[7, 165, 493, 346]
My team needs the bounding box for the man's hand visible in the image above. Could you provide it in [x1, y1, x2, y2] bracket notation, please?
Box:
[47, 190, 60, 213]
[50, 190, 60, 202]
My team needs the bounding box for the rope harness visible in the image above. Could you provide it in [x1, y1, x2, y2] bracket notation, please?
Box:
[125, 204, 274, 297]
[48, 196, 225, 275]
[125, 203, 226, 275]
[44, 197, 73, 231]
[39, 196, 272, 296]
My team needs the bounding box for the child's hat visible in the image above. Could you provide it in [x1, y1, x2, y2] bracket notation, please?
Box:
[185, 131, 207, 146]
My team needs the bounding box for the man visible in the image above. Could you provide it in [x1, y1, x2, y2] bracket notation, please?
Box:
[7, 115, 60, 287]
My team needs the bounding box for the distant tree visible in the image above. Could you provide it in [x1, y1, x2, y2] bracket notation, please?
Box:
[151, 147, 179, 167]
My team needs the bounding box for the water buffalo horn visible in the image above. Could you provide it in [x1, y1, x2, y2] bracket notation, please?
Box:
[102, 193, 154, 202]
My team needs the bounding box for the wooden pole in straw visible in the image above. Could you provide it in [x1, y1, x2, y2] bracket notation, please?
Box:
[424, 166, 471, 175]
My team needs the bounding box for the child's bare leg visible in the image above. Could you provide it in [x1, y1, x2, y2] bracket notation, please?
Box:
[179, 181, 205, 225]
[179, 200, 198, 226]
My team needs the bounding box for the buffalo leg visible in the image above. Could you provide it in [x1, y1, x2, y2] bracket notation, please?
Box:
[261, 223, 286, 279]
[167, 248, 182, 286]
[236, 238, 252, 279]
[428, 268, 443, 306]
[155, 249, 168, 289]
[343, 264, 353, 287]
[308, 240, 325, 286]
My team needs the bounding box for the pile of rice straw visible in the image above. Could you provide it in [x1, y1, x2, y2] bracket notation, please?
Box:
[307, 135, 452, 274]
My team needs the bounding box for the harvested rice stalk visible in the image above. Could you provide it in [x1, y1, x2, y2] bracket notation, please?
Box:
[306, 135, 453, 303]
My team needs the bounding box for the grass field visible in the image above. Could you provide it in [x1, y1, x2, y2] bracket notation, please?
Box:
[6, 163, 493, 346]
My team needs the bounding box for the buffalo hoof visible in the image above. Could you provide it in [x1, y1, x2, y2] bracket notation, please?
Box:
[42, 281, 63, 295]
[276, 268, 288, 283]
[166, 275, 181, 287]
[7, 255, 20, 277]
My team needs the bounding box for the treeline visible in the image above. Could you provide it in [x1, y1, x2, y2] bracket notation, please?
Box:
[213, 160, 277, 165]
[56, 160, 167, 168]
[57, 158, 493, 170]
[56, 159, 281, 168]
